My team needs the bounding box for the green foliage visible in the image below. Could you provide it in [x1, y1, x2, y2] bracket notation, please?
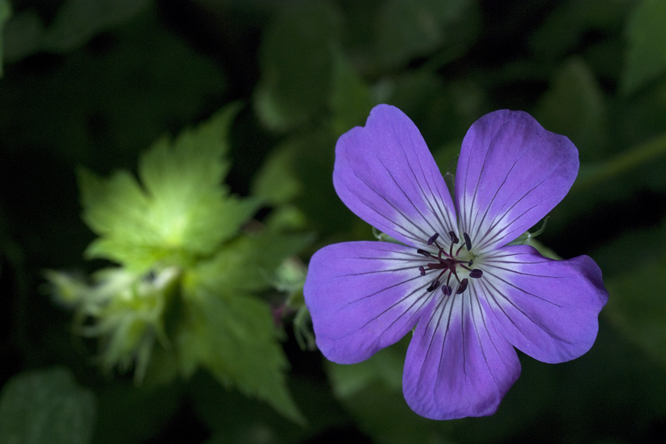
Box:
[178, 288, 304, 424]
[604, 245, 666, 367]
[0, 0, 10, 77]
[3, 0, 150, 61]
[536, 57, 608, 161]
[254, 1, 341, 131]
[0, 6, 226, 164]
[5, 0, 666, 442]
[622, 0, 666, 94]
[0, 368, 96, 444]
[79, 106, 258, 271]
[370, 0, 478, 72]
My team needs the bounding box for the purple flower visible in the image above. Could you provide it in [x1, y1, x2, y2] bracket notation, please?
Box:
[303, 105, 609, 420]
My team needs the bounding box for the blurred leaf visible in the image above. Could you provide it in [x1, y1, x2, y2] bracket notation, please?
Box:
[329, 48, 375, 136]
[530, 0, 636, 61]
[79, 105, 260, 271]
[177, 288, 305, 424]
[388, 70, 473, 149]
[604, 253, 666, 367]
[254, 1, 341, 131]
[574, 130, 666, 191]
[0, 367, 96, 444]
[251, 141, 302, 206]
[45, 0, 151, 53]
[92, 382, 181, 444]
[0, 0, 10, 77]
[0, 8, 227, 164]
[368, 0, 478, 73]
[328, 339, 405, 399]
[191, 373, 347, 444]
[536, 57, 608, 161]
[3, 0, 149, 61]
[622, 0, 666, 94]
[189, 230, 314, 296]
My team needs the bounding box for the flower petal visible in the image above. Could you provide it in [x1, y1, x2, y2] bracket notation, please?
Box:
[402, 291, 521, 420]
[334, 104, 456, 247]
[477, 245, 608, 363]
[455, 110, 578, 250]
[304, 241, 432, 364]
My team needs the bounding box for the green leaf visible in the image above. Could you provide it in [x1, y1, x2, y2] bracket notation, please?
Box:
[622, 0, 666, 94]
[191, 373, 346, 444]
[0, 367, 96, 444]
[535, 57, 608, 161]
[92, 382, 181, 444]
[79, 105, 260, 270]
[0, 8, 227, 163]
[604, 254, 666, 367]
[2, 0, 149, 61]
[189, 230, 314, 296]
[177, 289, 305, 424]
[369, 0, 478, 73]
[329, 48, 375, 136]
[0, 0, 11, 77]
[254, 1, 341, 131]
[43, 0, 150, 53]
[251, 141, 302, 206]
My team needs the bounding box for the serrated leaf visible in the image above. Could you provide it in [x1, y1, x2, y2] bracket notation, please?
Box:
[251, 141, 302, 206]
[177, 290, 305, 424]
[622, 0, 666, 94]
[0, 367, 96, 444]
[79, 105, 260, 270]
[536, 57, 608, 161]
[189, 230, 314, 296]
[254, 1, 340, 131]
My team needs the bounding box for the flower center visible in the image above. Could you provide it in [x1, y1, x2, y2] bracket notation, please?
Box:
[416, 231, 483, 296]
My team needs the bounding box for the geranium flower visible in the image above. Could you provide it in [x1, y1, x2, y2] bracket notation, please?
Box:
[303, 105, 608, 420]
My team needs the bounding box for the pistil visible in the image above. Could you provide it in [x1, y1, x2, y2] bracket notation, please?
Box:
[418, 232, 483, 295]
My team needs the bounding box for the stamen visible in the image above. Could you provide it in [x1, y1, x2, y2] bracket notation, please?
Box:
[442, 285, 452, 296]
[456, 278, 469, 294]
[448, 231, 459, 244]
[427, 280, 440, 292]
[417, 249, 431, 257]
[470, 269, 483, 279]
[427, 233, 439, 245]
[463, 232, 472, 251]
[419, 266, 426, 276]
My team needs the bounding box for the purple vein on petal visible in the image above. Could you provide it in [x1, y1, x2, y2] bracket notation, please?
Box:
[401, 144, 456, 235]
[354, 284, 432, 338]
[349, 167, 429, 244]
[476, 276, 562, 343]
[378, 157, 442, 238]
[468, 285, 504, 386]
[417, 293, 454, 390]
[342, 273, 424, 307]
[481, 265, 562, 307]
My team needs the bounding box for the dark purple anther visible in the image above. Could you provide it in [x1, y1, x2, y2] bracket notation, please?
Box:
[419, 266, 426, 276]
[442, 285, 452, 296]
[463, 233, 472, 251]
[470, 269, 483, 279]
[448, 231, 459, 244]
[427, 280, 440, 292]
[427, 233, 439, 245]
[456, 278, 469, 294]
[417, 249, 431, 257]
